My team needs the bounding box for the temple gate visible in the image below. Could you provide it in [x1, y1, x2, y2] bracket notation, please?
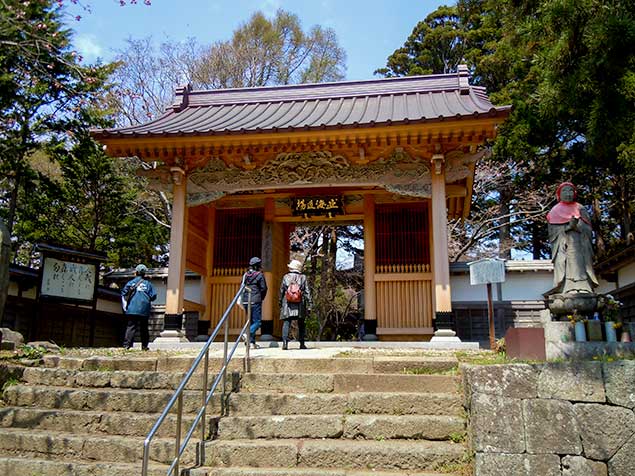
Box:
[93, 65, 509, 340]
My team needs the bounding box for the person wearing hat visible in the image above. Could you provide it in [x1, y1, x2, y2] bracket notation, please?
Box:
[241, 257, 268, 349]
[121, 264, 157, 350]
[279, 259, 312, 350]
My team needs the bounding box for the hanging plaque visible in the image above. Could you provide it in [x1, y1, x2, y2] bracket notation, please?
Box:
[292, 196, 343, 219]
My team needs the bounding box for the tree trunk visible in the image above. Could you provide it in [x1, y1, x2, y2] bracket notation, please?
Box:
[591, 191, 605, 255]
[498, 187, 513, 259]
[0, 219, 11, 325]
[6, 174, 20, 238]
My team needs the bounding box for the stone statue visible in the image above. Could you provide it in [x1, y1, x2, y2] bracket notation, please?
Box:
[547, 182, 598, 296]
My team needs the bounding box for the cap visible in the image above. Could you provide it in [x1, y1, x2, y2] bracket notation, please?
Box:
[287, 259, 303, 272]
[135, 264, 148, 275]
[249, 257, 262, 267]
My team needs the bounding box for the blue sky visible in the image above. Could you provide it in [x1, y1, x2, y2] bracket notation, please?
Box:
[70, 0, 442, 81]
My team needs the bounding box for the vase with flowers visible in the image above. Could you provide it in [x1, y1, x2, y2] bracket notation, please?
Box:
[602, 295, 622, 342]
[568, 312, 587, 342]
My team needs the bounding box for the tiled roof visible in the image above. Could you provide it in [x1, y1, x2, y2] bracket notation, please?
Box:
[93, 66, 510, 139]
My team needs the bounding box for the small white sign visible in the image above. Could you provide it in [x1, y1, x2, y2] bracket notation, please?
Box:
[41, 257, 96, 301]
[468, 258, 506, 285]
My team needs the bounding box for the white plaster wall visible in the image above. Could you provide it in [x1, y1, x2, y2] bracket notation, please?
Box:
[618, 262, 635, 288]
[596, 278, 617, 295]
[499, 272, 553, 301]
[451, 271, 553, 302]
[151, 278, 203, 306]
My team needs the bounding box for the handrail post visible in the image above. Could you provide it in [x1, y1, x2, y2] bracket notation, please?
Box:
[222, 316, 228, 416]
[141, 280, 247, 476]
[174, 393, 183, 476]
[245, 289, 252, 372]
[199, 347, 209, 464]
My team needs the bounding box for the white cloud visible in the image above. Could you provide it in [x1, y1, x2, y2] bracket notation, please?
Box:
[260, 0, 282, 17]
[74, 34, 104, 62]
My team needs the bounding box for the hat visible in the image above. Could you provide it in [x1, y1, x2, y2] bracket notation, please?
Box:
[287, 259, 303, 272]
[135, 264, 148, 275]
[249, 257, 262, 267]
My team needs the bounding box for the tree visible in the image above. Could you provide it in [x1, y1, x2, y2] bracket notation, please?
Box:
[379, 0, 635, 259]
[0, 0, 113, 237]
[292, 224, 363, 341]
[490, 0, 635, 251]
[448, 158, 553, 261]
[375, 5, 465, 77]
[194, 10, 346, 89]
[14, 119, 169, 268]
[108, 9, 347, 127]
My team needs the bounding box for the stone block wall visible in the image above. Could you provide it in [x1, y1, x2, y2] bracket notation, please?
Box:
[463, 361, 635, 476]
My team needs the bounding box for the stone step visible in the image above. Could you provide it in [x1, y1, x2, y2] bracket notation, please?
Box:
[0, 407, 213, 439]
[226, 391, 463, 416]
[3, 384, 215, 414]
[188, 467, 461, 476]
[0, 456, 169, 476]
[239, 373, 460, 394]
[217, 414, 464, 441]
[19, 366, 236, 391]
[0, 427, 195, 465]
[4, 385, 461, 416]
[203, 438, 465, 472]
[45, 355, 458, 375]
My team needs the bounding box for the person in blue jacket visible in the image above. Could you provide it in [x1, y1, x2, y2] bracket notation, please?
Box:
[121, 264, 157, 350]
[241, 257, 268, 349]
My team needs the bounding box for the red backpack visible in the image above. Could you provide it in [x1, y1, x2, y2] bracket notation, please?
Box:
[285, 279, 302, 303]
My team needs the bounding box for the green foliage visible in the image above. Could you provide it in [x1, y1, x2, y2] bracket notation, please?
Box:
[449, 430, 467, 443]
[0, 0, 120, 261]
[1, 376, 19, 394]
[376, 6, 465, 77]
[17, 344, 47, 360]
[380, 0, 635, 257]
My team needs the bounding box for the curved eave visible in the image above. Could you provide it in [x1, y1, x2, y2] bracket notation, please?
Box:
[91, 106, 511, 142]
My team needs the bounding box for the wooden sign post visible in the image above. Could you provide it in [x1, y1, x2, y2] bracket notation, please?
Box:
[35, 244, 106, 346]
[468, 258, 506, 350]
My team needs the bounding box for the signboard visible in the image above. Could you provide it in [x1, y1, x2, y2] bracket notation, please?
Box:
[41, 256, 97, 303]
[468, 258, 506, 285]
[292, 196, 343, 219]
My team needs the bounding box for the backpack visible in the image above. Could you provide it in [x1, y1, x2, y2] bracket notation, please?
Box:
[285, 278, 302, 303]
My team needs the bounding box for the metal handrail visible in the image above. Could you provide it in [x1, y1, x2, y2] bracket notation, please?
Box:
[141, 277, 253, 476]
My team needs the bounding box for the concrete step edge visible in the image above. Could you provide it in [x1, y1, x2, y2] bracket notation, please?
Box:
[188, 466, 462, 476]
[204, 438, 466, 471]
[0, 455, 169, 476]
[0, 406, 212, 438]
[0, 427, 194, 465]
[216, 414, 465, 441]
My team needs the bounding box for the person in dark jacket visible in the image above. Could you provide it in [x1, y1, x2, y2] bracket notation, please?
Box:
[122, 264, 157, 350]
[279, 259, 312, 350]
[241, 257, 268, 349]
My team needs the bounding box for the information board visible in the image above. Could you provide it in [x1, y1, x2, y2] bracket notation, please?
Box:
[468, 258, 506, 285]
[41, 257, 97, 302]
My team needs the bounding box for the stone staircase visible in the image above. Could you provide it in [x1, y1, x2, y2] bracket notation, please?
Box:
[0, 351, 469, 476]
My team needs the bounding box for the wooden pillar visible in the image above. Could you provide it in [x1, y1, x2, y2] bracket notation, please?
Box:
[202, 204, 216, 325]
[260, 198, 275, 340]
[363, 194, 378, 340]
[163, 166, 188, 339]
[431, 154, 452, 316]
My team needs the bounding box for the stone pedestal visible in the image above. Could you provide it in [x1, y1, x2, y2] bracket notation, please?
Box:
[430, 328, 462, 343]
[548, 293, 599, 317]
[152, 313, 188, 345]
